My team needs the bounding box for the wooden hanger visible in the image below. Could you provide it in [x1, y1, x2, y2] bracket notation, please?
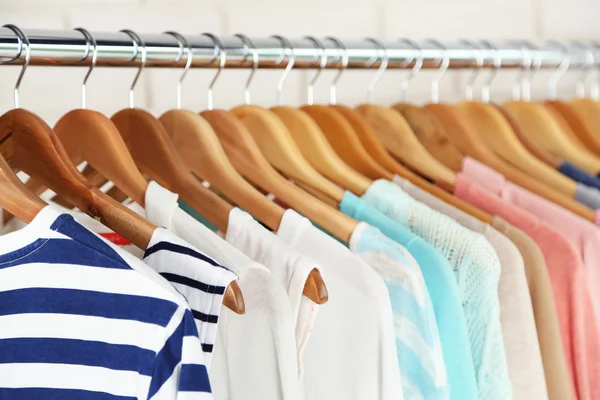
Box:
[426, 103, 596, 220]
[334, 104, 493, 223]
[393, 104, 464, 172]
[0, 152, 46, 223]
[570, 98, 600, 143]
[271, 106, 371, 194]
[162, 109, 327, 305]
[494, 104, 561, 168]
[160, 110, 285, 231]
[202, 109, 356, 243]
[0, 108, 157, 249]
[503, 101, 600, 174]
[456, 101, 577, 195]
[329, 105, 395, 179]
[110, 108, 245, 314]
[356, 104, 457, 187]
[232, 105, 345, 203]
[546, 100, 600, 155]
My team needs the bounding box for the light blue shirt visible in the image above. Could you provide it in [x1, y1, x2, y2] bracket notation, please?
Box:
[351, 222, 449, 400]
[341, 191, 479, 400]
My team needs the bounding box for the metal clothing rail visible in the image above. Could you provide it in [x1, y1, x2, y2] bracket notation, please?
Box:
[0, 28, 595, 70]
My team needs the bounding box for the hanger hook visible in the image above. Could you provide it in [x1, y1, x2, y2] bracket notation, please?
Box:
[459, 39, 484, 101]
[3, 24, 30, 109]
[304, 36, 327, 105]
[234, 33, 258, 105]
[120, 29, 146, 109]
[324, 36, 347, 105]
[545, 40, 570, 100]
[479, 40, 501, 103]
[364, 38, 388, 104]
[271, 35, 295, 106]
[164, 31, 191, 110]
[424, 39, 449, 104]
[397, 38, 422, 103]
[201, 33, 226, 111]
[590, 41, 600, 101]
[571, 40, 595, 99]
[508, 40, 533, 101]
[74, 27, 97, 110]
[520, 41, 541, 101]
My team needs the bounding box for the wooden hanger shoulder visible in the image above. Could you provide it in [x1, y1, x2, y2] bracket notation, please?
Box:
[271, 105, 371, 195]
[548, 100, 600, 156]
[456, 101, 577, 195]
[0, 152, 46, 223]
[53, 109, 148, 206]
[202, 108, 356, 242]
[493, 104, 561, 168]
[231, 105, 345, 202]
[393, 103, 464, 172]
[356, 104, 456, 186]
[160, 109, 284, 232]
[570, 98, 600, 142]
[504, 100, 600, 174]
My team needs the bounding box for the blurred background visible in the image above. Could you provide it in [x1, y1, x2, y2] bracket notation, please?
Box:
[1, 0, 599, 125]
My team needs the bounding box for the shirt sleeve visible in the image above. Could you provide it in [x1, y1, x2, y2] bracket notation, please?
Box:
[148, 308, 213, 400]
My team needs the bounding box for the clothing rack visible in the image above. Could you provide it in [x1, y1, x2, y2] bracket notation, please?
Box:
[0, 28, 595, 71]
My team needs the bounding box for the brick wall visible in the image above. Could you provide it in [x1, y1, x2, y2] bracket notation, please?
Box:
[1, 0, 599, 124]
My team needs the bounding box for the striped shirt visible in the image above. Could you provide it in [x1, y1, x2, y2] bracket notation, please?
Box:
[0, 206, 212, 399]
[143, 228, 238, 365]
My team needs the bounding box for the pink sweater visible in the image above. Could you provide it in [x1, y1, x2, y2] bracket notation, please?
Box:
[462, 157, 600, 324]
[456, 174, 600, 400]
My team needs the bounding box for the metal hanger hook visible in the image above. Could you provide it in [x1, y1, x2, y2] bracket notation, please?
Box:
[545, 40, 570, 100]
[304, 36, 327, 105]
[364, 38, 389, 104]
[424, 39, 449, 104]
[324, 36, 347, 105]
[164, 31, 191, 110]
[571, 40, 595, 99]
[74, 27, 97, 110]
[459, 39, 484, 101]
[202, 33, 226, 111]
[479, 40, 501, 103]
[271, 35, 295, 106]
[508, 40, 533, 101]
[3, 24, 30, 109]
[397, 38, 422, 103]
[590, 41, 600, 101]
[522, 41, 542, 101]
[120, 29, 146, 109]
[234, 33, 258, 105]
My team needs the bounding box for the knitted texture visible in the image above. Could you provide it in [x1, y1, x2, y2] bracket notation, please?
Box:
[362, 180, 511, 400]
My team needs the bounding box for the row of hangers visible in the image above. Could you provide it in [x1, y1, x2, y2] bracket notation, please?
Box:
[3, 25, 600, 316]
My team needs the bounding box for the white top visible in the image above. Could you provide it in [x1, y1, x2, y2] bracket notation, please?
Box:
[277, 209, 404, 400]
[225, 207, 323, 378]
[140, 182, 300, 400]
[0, 206, 212, 399]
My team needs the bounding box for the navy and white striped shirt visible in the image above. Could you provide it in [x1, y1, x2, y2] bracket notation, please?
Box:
[0, 206, 212, 399]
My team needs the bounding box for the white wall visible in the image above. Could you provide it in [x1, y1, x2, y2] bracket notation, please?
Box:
[1, 0, 599, 125]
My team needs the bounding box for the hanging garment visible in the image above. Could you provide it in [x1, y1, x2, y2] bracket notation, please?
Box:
[462, 157, 600, 322]
[110, 182, 301, 400]
[359, 181, 510, 400]
[350, 222, 449, 400]
[277, 210, 404, 400]
[338, 192, 478, 400]
[224, 207, 324, 386]
[492, 218, 573, 400]
[0, 206, 212, 399]
[391, 176, 547, 400]
[559, 161, 600, 191]
[455, 175, 600, 400]
[574, 183, 600, 210]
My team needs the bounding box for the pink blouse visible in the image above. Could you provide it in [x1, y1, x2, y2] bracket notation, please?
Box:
[456, 174, 600, 400]
[462, 157, 600, 324]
